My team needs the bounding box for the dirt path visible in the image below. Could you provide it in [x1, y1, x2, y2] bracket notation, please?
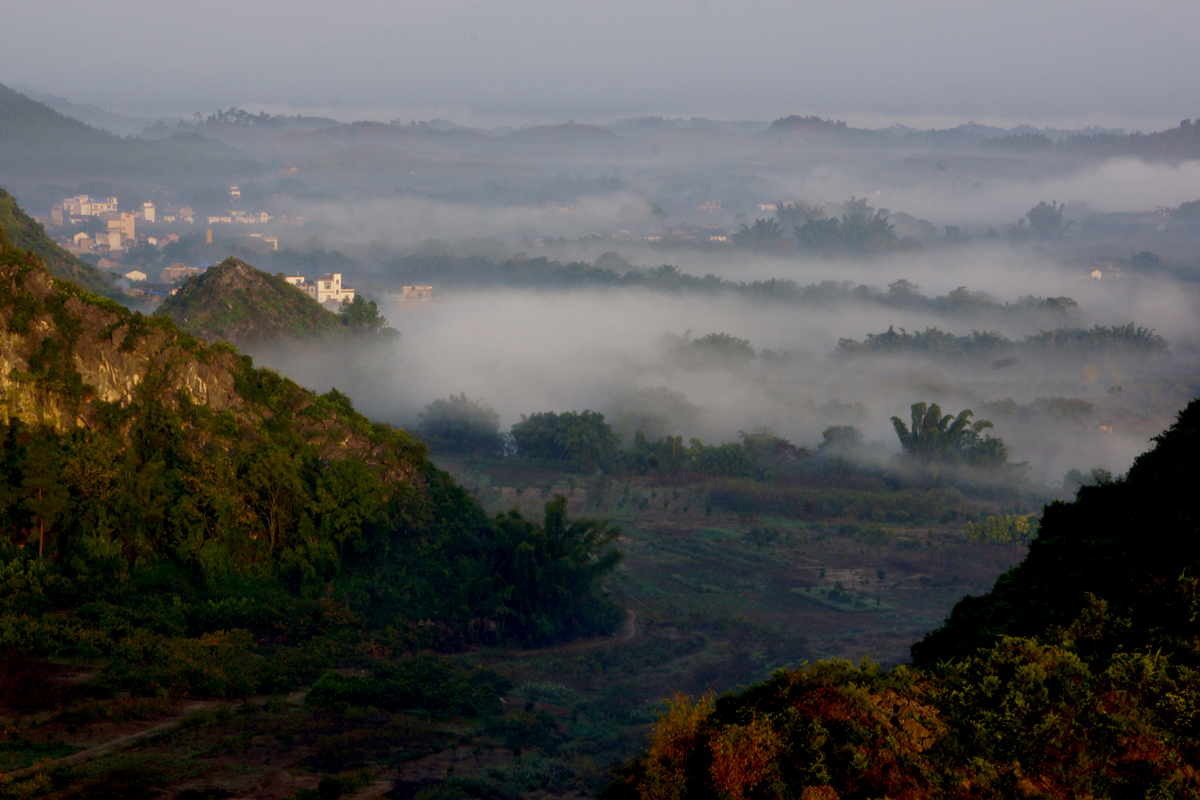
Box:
[4, 700, 224, 780]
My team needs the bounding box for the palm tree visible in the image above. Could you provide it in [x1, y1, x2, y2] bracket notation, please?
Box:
[732, 218, 784, 251]
[890, 402, 997, 465]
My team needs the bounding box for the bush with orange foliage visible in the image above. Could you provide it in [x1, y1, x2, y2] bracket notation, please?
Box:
[606, 640, 1200, 800]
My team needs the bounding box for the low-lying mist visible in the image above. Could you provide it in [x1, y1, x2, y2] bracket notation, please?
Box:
[247, 248, 1200, 487]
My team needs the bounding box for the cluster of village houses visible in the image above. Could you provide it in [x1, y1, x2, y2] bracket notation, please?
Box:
[37, 184, 748, 273]
[38, 185, 290, 264]
[27, 186, 361, 303]
[31, 184, 749, 300]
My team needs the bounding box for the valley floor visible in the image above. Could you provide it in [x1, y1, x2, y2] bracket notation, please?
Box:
[1, 458, 1031, 800]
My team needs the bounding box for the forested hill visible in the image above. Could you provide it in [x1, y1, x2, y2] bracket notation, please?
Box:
[0, 235, 622, 688]
[156, 256, 396, 344]
[911, 396, 1200, 666]
[0, 82, 259, 179]
[0, 185, 128, 301]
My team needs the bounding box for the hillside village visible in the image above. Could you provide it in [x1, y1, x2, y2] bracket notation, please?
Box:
[31, 179, 763, 285]
[42, 184, 284, 258]
[32, 184, 408, 312]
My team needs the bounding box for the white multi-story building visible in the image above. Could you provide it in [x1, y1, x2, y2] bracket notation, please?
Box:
[143, 202, 156, 223]
[62, 195, 118, 218]
[285, 272, 355, 306]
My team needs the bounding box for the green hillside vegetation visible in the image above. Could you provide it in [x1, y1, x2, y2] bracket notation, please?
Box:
[911, 396, 1200, 666]
[837, 322, 1168, 361]
[0, 236, 622, 705]
[155, 256, 396, 344]
[426, 395, 1015, 490]
[0, 186, 128, 302]
[606, 399, 1200, 800]
[381, 254, 1076, 323]
[0, 83, 259, 179]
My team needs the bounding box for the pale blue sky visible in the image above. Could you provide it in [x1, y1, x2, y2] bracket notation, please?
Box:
[4, 0, 1197, 128]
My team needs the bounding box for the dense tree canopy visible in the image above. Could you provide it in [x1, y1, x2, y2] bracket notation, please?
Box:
[510, 410, 621, 470]
[417, 393, 506, 457]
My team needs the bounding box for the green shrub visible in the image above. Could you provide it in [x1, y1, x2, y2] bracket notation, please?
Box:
[418, 393, 505, 457]
[484, 709, 565, 752]
[95, 629, 283, 698]
[306, 655, 510, 716]
[964, 514, 1039, 544]
[489, 755, 576, 791]
[510, 411, 619, 470]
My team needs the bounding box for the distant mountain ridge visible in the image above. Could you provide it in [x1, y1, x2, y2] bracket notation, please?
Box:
[0, 83, 260, 179]
[11, 83, 154, 136]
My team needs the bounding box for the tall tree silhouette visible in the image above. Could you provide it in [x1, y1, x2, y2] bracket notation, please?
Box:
[20, 436, 70, 558]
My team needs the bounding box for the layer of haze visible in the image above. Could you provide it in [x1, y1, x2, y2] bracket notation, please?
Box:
[252, 246, 1200, 488]
[5, 0, 1199, 125]
[286, 157, 1200, 248]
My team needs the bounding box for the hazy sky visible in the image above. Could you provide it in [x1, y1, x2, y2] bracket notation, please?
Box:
[5, 0, 1198, 127]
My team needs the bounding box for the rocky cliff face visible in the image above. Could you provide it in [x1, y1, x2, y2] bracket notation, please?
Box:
[0, 241, 425, 486]
[0, 253, 241, 430]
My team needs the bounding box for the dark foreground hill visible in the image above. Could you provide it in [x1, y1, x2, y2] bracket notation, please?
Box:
[0, 234, 621, 687]
[155, 256, 395, 345]
[0, 82, 259, 179]
[607, 399, 1200, 800]
[911, 399, 1200, 667]
[0, 185, 128, 301]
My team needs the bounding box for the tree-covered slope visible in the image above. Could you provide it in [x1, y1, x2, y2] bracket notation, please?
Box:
[606, 639, 1200, 800]
[911, 397, 1200, 667]
[0, 185, 129, 301]
[0, 83, 259, 179]
[155, 256, 393, 344]
[0, 236, 622, 699]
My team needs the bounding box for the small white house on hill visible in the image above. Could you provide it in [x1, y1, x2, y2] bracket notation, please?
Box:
[284, 272, 355, 305]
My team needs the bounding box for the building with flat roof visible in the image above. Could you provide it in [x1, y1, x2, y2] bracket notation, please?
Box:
[285, 273, 355, 306]
[396, 285, 441, 309]
[62, 195, 118, 218]
[161, 264, 199, 283]
[106, 212, 136, 243]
